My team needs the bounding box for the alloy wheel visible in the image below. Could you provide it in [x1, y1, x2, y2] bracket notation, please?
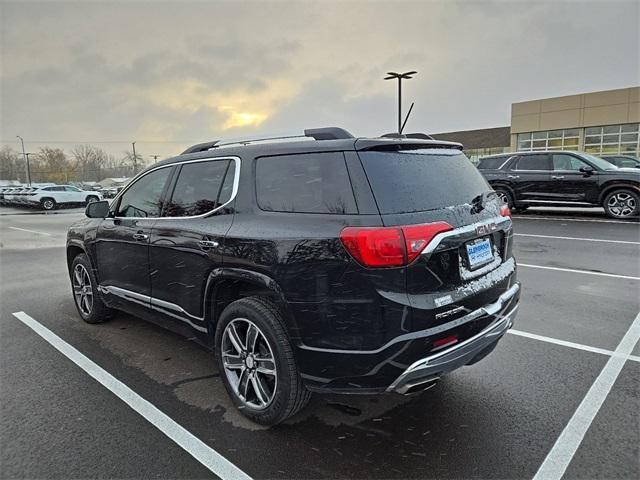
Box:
[73, 263, 93, 316]
[607, 192, 636, 218]
[43, 200, 54, 210]
[221, 318, 277, 410]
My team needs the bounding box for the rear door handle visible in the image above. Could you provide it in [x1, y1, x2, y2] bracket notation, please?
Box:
[133, 233, 149, 241]
[551, 175, 565, 180]
[198, 240, 219, 249]
[507, 175, 520, 179]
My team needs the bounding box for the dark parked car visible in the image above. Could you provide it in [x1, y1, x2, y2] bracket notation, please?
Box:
[477, 151, 640, 219]
[601, 155, 640, 169]
[67, 128, 520, 425]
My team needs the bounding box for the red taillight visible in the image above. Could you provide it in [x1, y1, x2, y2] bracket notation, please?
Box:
[500, 204, 512, 218]
[402, 222, 453, 263]
[339, 226, 405, 267]
[340, 221, 453, 268]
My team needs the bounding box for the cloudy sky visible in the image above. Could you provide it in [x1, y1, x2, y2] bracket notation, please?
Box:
[1, 0, 638, 160]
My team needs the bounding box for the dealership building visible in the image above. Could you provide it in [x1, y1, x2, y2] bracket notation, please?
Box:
[432, 86, 640, 162]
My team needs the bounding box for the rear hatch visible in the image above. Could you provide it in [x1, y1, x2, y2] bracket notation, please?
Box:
[356, 144, 515, 339]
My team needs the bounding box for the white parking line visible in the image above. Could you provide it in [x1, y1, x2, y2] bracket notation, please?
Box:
[533, 312, 640, 480]
[515, 233, 640, 246]
[7, 226, 53, 236]
[519, 263, 640, 281]
[512, 216, 638, 225]
[11, 311, 252, 480]
[508, 329, 640, 363]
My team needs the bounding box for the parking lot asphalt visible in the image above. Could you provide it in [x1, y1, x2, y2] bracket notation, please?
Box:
[1, 206, 638, 479]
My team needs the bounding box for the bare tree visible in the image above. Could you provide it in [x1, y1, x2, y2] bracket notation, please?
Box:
[34, 147, 74, 183]
[0, 146, 22, 182]
[72, 145, 108, 182]
[122, 151, 145, 176]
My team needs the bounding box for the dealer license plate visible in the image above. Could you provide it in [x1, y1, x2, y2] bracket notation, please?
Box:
[466, 237, 493, 269]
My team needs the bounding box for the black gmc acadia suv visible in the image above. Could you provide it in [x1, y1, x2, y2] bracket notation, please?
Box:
[67, 128, 520, 425]
[478, 150, 640, 219]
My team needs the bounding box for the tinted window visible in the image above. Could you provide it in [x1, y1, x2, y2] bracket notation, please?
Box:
[117, 167, 172, 217]
[513, 155, 551, 170]
[165, 160, 233, 217]
[552, 154, 588, 171]
[64, 186, 80, 192]
[359, 149, 489, 214]
[256, 153, 357, 214]
[477, 156, 509, 170]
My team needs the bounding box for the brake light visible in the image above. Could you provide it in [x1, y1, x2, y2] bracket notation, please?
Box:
[340, 221, 453, 268]
[500, 204, 512, 218]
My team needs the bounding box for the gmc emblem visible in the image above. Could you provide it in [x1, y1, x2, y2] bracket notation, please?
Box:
[476, 223, 497, 235]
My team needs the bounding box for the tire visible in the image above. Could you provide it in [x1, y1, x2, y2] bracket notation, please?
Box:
[215, 296, 311, 426]
[71, 253, 112, 324]
[603, 189, 639, 219]
[493, 187, 514, 209]
[40, 198, 56, 210]
[85, 195, 99, 204]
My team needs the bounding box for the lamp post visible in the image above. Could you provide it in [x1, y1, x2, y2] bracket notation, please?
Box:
[16, 135, 31, 185]
[384, 71, 417, 135]
[132, 142, 138, 174]
[25, 153, 33, 183]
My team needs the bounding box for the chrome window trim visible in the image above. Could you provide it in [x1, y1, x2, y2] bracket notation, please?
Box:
[110, 156, 241, 220]
[498, 156, 515, 170]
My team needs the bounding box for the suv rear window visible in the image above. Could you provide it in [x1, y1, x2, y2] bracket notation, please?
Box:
[256, 152, 357, 214]
[477, 156, 509, 170]
[358, 149, 489, 214]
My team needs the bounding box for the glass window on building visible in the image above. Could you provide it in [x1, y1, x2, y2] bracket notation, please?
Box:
[517, 129, 580, 151]
[584, 123, 639, 157]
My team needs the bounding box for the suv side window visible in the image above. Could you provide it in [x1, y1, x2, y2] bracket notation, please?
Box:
[512, 154, 551, 171]
[256, 152, 357, 214]
[64, 186, 81, 192]
[164, 160, 233, 217]
[552, 154, 589, 171]
[117, 167, 172, 218]
[477, 156, 509, 170]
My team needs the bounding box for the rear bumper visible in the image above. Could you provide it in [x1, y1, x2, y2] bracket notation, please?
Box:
[298, 281, 520, 393]
[387, 300, 517, 394]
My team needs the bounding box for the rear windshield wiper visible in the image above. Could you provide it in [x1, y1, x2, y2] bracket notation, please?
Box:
[470, 191, 495, 214]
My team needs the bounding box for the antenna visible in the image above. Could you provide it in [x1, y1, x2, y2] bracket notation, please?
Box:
[399, 102, 414, 135]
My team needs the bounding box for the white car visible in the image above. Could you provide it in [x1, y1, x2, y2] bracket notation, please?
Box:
[28, 185, 103, 210]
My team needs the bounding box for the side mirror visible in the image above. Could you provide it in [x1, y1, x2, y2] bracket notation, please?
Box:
[85, 200, 110, 218]
[579, 165, 594, 175]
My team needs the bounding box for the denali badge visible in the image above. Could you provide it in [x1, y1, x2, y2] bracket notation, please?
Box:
[435, 305, 466, 320]
[476, 222, 497, 235]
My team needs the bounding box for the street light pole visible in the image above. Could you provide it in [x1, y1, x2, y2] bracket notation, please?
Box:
[384, 71, 417, 135]
[25, 153, 33, 183]
[132, 141, 138, 174]
[16, 135, 31, 185]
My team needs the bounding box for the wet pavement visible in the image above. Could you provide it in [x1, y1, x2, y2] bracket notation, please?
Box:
[1, 206, 638, 479]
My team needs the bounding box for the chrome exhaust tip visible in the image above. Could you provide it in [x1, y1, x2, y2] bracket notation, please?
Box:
[396, 377, 440, 395]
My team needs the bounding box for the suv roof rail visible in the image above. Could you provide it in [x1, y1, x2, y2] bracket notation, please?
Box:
[181, 127, 355, 155]
[381, 132, 434, 140]
[303, 127, 354, 140]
